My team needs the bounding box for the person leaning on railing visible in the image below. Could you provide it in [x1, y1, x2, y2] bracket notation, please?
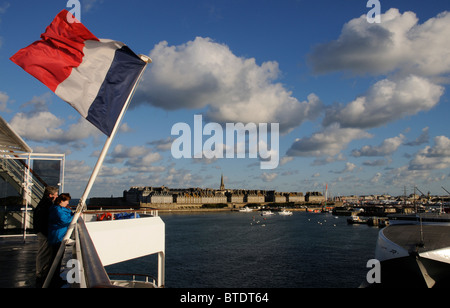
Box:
[47, 193, 74, 288]
[34, 186, 59, 288]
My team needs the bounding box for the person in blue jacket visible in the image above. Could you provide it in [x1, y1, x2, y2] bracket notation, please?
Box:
[47, 193, 73, 287]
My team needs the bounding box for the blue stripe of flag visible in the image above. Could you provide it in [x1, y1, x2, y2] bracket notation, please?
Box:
[86, 46, 146, 136]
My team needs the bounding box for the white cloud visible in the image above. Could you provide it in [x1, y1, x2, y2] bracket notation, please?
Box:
[148, 137, 175, 151]
[64, 160, 92, 187]
[352, 134, 405, 157]
[309, 9, 450, 77]
[137, 37, 323, 133]
[163, 168, 201, 187]
[99, 166, 128, 177]
[312, 154, 346, 166]
[81, 0, 103, 13]
[323, 75, 444, 129]
[286, 9, 448, 166]
[287, 124, 372, 157]
[332, 162, 357, 174]
[0, 91, 9, 111]
[261, 172, 278, 182]
[343, 162, 357, 173]
[280, 156, 294, 166]
[11, 111, 65, 141]
[409, 136, 450, 170]
[363, 159, 388, 167]
[384, 165, 428, 188]
[371, 136, 450, 190]
[10, 111, 99, 144]
[370, 172, 382, 184]
[107, 144, 162, 168]
[405, 127, 429, 146]
[9, 93, 100, 145]
[108, 144, 149, 163]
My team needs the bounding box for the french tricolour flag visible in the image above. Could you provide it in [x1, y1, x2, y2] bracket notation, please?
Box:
[10, 10, 147, 136]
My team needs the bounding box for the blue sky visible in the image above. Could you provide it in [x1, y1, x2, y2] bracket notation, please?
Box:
[1, 0, 450, 198]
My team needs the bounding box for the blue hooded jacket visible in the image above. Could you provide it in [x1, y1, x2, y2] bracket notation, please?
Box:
[48, 205, 74, 246]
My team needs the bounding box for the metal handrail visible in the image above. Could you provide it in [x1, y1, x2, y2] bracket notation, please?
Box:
[76, 217, 116, 288]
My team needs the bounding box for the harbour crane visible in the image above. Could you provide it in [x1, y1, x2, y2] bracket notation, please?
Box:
[415, 186, 427, 198]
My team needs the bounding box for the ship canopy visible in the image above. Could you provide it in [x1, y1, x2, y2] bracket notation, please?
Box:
[0, 116, 32, 154]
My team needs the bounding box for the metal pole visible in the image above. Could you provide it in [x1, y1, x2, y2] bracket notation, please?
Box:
[43, 56, 151, 288]
[22, 152, 32, 242]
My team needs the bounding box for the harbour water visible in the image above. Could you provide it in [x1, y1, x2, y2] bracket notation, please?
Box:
[106, 211, 381, 288]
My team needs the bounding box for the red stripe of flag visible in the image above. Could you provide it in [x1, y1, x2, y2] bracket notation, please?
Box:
[10, 10, 99, 92]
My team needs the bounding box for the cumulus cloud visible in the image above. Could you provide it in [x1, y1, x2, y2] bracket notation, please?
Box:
[332, 162, 357, 174]
[363, 159, 388, 167]
[10, 111, 99, 144]
[11, 111, 63, 141]
[137, 37, 323, 133]
[287, 9, 449, 163]
[309, 9, 450, 77]
[0, 91, 9, 111]
[352, 134, 405, 157]
[9, 94, 100, 145]
[64, 160, 92, 183]
[370, 172, 382, 184]
[409, 136, 450, 170]
[147, 137, 176, 151]
[405, 127, 430, 146]
[107, 144, 162, 169]
[286, 124, 372, 157]
[261, 172, 278, 182]
[323, 75, 444, 129]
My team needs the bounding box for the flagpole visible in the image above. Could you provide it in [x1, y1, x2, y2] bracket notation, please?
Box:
[43, 55, 151, 288]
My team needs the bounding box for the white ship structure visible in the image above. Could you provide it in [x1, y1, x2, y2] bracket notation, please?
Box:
[1, 109, 166, 288]
[371, 213, 450, 288]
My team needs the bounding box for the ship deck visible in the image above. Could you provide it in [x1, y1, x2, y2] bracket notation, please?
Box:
[0, 236, 38, 288]
[383, 225, 450, 254]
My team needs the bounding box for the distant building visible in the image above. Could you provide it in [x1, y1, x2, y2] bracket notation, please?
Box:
[124, 174, 314, 207]
[150, 193, 173, 204]
[266, 191, 287, 203]
[245, 190, 265, 203]
[287, 192, 305, 203]
[226, 190, 245, 203]
[305, 192, 325, 203]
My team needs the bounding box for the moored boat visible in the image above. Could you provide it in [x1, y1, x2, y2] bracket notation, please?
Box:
[239, 207, 253, 213]
[347, 215, 367, 224]
[279, 209, 293, 216]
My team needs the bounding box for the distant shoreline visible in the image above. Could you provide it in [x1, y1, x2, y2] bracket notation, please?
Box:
[83, 207, 314, 215]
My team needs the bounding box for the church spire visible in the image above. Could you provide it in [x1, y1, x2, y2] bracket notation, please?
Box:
[220, 174, 225, 191]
